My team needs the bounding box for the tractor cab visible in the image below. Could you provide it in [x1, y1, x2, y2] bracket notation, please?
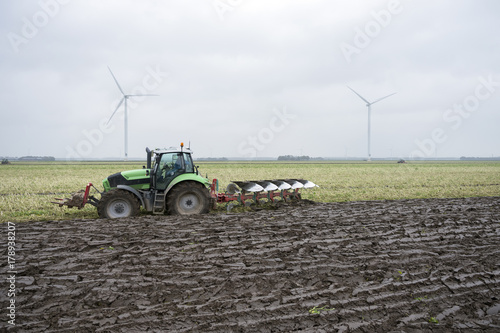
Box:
[89, 143, 211, 218]
[151, 146, 197, 191]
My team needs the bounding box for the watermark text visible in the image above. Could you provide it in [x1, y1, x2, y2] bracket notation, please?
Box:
[340, 0, 403, 63]
[410, 75, 499, 158]
[7, 0, 72, 53]
[6, 222, 17, 326]
[237, 107, 296, 158]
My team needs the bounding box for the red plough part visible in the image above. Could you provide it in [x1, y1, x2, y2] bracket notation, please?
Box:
[51, 183, 100, 209]
[210, 179, 318, 208]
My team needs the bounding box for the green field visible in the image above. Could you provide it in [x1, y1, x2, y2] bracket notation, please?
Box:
[1, 161, 499, 223]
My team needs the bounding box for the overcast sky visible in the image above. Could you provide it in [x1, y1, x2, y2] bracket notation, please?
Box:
[1, 0, 499, 159]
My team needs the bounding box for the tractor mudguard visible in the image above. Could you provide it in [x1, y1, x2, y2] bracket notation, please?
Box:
[165, 173, 210, 194]
[117, 185, 146, 208]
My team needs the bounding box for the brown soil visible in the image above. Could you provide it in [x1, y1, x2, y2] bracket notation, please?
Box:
[2, 197, 500, 332]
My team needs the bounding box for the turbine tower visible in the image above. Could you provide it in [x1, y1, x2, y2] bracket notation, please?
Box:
[347, 86, 396, 161]
[107, 66, 158, 160]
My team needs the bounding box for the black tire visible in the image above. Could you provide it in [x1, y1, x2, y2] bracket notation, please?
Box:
[167, 182, 210, 215]
[97, 189, 140, 219]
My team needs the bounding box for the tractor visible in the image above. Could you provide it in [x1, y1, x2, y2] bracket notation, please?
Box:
[53, 143, 318, 218]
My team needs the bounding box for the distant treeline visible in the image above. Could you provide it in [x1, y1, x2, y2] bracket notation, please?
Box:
[7, 156, 56, 161]
[277, 155, 324, 161]
[195, 157, 229, 161]
[460, 156, 500, 161]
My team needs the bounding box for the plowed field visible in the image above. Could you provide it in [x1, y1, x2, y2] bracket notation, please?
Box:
[2, 196, 500, 332]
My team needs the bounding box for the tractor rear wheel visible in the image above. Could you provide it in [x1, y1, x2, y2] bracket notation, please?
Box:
[167, 182, 210, 215]
[97, 189, 140, 219]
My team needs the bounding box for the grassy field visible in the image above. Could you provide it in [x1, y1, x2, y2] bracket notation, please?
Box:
[1, 160, 499, 223]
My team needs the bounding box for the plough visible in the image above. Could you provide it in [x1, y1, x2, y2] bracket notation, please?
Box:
[211, 179, 317, 206]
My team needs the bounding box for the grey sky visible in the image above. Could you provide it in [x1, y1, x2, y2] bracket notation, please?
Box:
[1, 0, 499, 159]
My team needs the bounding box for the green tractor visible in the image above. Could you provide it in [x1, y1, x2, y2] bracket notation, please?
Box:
[54, 143, 319, 218]
[55, 144, 212, 218]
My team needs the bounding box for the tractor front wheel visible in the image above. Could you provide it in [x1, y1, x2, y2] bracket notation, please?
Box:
[97, 189, 140, 219]
[167, 182, 210, 215]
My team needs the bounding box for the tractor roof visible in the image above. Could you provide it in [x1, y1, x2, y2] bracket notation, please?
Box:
[153, 147, 193, 155]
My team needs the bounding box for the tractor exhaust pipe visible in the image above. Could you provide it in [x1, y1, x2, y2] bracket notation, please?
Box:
[146, 147, 152, 169]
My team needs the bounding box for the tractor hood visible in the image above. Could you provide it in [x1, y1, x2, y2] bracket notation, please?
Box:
[103, 169, 151, 191]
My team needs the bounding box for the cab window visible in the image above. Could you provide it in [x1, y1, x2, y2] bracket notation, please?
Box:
[183, 153, 194, 173]
[155, 152, 184, 190]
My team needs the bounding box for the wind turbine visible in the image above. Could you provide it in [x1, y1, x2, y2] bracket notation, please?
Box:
[347, 86, 396, 161]
[107, 66, 158, 160]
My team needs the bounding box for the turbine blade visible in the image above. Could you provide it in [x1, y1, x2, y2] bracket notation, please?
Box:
[107, 98, 124, 124]
[347, 86, 370, 104]
[108, 66, 125, 96]
[127, 94, 159, 97]
[371, 92, 397, 105]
